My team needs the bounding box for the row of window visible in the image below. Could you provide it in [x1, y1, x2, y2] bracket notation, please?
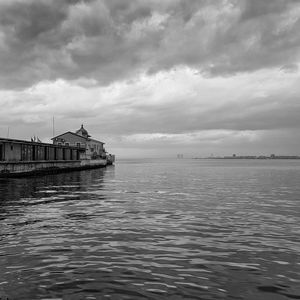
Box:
[0, 143, 81, 161]
[57, 142, 83, 148]
[55, 141, 103, 153]
[21, 144, 80, 161]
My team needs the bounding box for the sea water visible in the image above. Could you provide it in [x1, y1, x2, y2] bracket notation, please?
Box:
[0, 159, 299, 299]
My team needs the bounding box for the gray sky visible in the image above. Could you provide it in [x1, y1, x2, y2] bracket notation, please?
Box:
[0, 0, 300, 158]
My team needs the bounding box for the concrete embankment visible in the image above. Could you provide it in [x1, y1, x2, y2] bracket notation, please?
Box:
[0, 159, 107, 177]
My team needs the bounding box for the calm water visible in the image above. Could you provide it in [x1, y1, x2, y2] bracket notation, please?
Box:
[0, 159, 299, 300]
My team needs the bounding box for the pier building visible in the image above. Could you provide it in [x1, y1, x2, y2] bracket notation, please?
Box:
[0, 137, 88, 177]
[0, 125, 114, 177]
[0, 137, 81, 162]
[51, 125, 106, 160]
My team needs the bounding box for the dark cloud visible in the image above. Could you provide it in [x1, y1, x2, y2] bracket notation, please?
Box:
[0, 2, 65, 41]
[0, 0, 299, 89]
[240, 0, 289, 20]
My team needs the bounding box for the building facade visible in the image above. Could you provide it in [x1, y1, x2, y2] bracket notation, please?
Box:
[0, 138, 81, 162]
[52, 125, 106, 160]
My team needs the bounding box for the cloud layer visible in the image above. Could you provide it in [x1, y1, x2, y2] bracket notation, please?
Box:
[0, 0, 300, 157]
[1, 0, 299, 88]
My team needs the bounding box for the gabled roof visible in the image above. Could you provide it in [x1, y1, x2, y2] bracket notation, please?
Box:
[51, 131, 87, 141]
[51, 131, 105, 144]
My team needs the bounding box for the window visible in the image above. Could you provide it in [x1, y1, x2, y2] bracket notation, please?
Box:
[58, 142, 62, 146]
[76, 143, 81, 148]
[65, 142, 69, 146]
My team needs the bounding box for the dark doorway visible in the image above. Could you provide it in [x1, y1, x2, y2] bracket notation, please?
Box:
[32, 145, 36, 161]
[0, 144, 3, 161]
[44, 146, 48, 160]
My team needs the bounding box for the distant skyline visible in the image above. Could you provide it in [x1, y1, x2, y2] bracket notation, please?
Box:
[1, 0, 300, 158]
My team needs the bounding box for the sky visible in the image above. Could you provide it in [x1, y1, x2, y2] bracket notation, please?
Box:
[0, 0, 300, 158]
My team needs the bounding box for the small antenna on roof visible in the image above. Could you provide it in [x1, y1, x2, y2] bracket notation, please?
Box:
[52, 116, 55, 137]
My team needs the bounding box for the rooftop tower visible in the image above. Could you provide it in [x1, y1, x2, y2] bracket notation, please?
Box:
[76, 124, 90, 138]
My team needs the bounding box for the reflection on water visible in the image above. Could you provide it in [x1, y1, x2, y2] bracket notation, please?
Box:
[0, 159, 300, 300]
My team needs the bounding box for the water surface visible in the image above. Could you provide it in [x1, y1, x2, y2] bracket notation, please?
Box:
[0, 159, 299, 299]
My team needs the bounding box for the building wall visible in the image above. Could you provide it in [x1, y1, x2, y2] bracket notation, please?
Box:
[53, 132, 86, 147]
[4, 142, 22, 161]
[53, 132, 87, 159]
[0, 140, 81, 162]
[86, 140, 105, 158]
[53, 132, 105, 159]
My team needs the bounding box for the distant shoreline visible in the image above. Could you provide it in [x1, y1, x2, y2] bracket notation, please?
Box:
[193, 156, 300, 160]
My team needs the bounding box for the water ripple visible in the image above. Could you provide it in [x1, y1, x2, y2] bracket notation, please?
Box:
[0, 159, 300, 299]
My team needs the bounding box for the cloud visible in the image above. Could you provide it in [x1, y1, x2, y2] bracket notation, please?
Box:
[0, 0, 300, 88]
[280, 63, 299, 73]
[1, 0, 300, 157]
[105, 127, 300, 158]
[1, 66, 299, 145]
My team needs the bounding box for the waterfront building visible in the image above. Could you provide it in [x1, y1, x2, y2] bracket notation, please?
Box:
[0, 137, 81, 162]
[51, 125, 106, 160]
[0, 135, 109, 176]
[0, 125, 114, 177]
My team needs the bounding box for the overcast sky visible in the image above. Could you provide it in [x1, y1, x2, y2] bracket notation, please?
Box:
[0, 0, 300, 158]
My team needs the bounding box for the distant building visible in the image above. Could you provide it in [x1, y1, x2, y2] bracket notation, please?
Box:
[52, 125, 106, 159]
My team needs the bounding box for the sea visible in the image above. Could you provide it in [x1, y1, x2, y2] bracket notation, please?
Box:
[0, 159, 299, 300]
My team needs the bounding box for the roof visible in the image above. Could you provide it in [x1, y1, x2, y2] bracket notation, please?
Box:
[0, 137, 83, 150]
[89, 138, 105, 145]
[51, 131, 105, 144]
[51, 131, 87, 141]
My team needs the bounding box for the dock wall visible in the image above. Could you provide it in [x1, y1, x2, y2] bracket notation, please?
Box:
[0, 159, 107, 177]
